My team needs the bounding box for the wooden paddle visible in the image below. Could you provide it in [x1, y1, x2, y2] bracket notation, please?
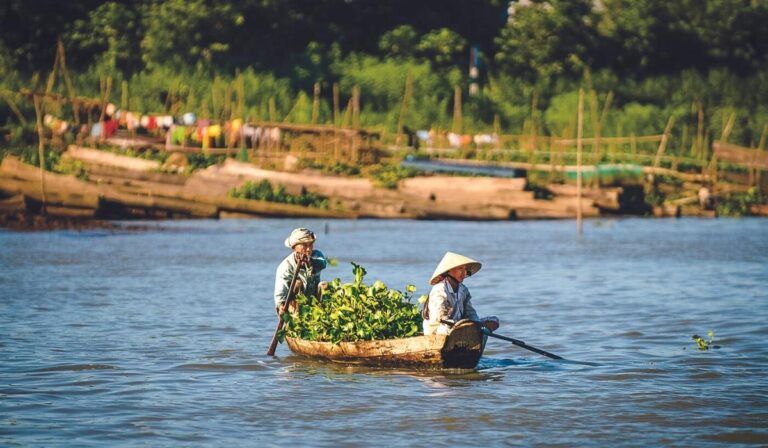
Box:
[441, 319, 563, 360]
[266, 257, 306, 356]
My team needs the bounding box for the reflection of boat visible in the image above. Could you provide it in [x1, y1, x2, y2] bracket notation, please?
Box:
[285, 320, 486, 369]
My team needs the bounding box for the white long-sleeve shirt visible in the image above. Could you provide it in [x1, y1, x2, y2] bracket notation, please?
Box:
[422, 279, 480, 335]
[273, 250, 326, 309]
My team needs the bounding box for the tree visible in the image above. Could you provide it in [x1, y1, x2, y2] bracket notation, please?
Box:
[494, 0, 597, 81]
[417, 28, 468, 69]
[379, 25, 420, 60]
[67, 2, 143, 74]
[140, 0, 243, 71]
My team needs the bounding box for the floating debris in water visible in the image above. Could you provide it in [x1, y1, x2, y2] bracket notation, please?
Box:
[692, 331, 720, 350]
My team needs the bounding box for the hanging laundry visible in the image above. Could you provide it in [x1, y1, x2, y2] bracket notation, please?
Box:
[90, 123, 103, 138]
[103, 119, 118, 138]
[473, 134, 499, 146]
[447, 132, 462, 148]
[227, 119, 243, 146]
[170, 125, 187, 145]
[160, 116, 174, 129]
[183, 112, 196, 126]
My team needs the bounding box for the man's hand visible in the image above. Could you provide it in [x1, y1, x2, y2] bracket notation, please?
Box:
[481, 316, 500, 332]
[294, 251, 311, 265]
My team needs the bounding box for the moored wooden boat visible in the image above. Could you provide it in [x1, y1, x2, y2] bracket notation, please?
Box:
[285, 320, 486, 369]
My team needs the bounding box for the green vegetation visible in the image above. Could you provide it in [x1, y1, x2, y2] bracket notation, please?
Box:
[53, 157, 88, 180]
[283, 263, 423, 343]
[692, 331, 718, 350]
[185, 152, 225, 172]
[228, 180, 329, 208]
[1, 1, 766, 155]
[368, 164, 419, 189]
[0, 146, 59, 171]
[299, 159, 361, 177]
[717, 188, 765, 217]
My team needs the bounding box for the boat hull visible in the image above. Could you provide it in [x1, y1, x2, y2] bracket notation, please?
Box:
[285, 320, 485, 369]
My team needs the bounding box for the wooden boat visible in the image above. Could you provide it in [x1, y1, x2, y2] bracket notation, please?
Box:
[285, 320, 486, 369]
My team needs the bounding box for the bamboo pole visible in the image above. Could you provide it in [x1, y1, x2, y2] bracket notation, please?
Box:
[56, 39, 80, 126]
[696, 102, 705, 160]
[597, 91, 613, 163]
[452, 86, 462, 134]
[236, 73, 245, 119]
[44, 46, 61, 111]
[312, 82, 320, 124]
[756, 124, 767, 192]
[577, 88, 584, 235]
[530, 89, 538, 153]
[396, 70, 413, 146]
[32, 95, 47, 215]
[589, 89, 599, 163]
[352, 85, 360, 129]
[268, 97, 277, 122]
[332, 83, 340, 127]
[121, 80, 129, 110]
[653, 117, 675, 169]
[97, 76, 112, 144]
[720, 111, 736, 143]
[0, 90, 28, 126]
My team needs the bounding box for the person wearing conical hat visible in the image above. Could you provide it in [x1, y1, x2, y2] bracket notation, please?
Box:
[422, 252, 500, 335]
[274, 227, 328, 313]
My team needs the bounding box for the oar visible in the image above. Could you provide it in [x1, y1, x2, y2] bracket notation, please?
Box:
[441, 319, 563, 360]
[266, 257, 306, 356]
[480, 328, 563, 360]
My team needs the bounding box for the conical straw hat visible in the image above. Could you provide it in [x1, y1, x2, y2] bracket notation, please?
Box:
[429, 252, 482, 285]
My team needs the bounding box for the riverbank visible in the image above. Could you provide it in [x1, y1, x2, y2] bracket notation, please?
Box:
[0, 145, 764, 230]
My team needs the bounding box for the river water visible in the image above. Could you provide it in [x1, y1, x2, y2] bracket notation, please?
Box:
[1, 218, 767, 446]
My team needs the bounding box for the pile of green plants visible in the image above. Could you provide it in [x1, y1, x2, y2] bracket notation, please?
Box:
[282, 263, 423, 343]
[228, 179, 329, 208]
[367, 163, 419, 189]
[185, 152, 226, 172]
[300, 159, 362, 177]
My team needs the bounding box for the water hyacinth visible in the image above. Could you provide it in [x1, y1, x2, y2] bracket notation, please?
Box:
[283, 263, 423, 343]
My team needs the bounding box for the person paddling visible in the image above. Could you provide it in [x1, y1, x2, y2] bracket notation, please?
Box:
[422, 252, 500, 335]
[273, 227, 327, 314]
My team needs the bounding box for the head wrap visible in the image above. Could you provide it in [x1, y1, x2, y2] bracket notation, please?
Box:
[284, 228, 316, 248]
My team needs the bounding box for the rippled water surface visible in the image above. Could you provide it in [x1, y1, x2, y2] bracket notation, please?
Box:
[2, 218, 767, 446]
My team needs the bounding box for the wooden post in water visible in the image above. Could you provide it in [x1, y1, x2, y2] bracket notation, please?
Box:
[577, 88, 584, 235]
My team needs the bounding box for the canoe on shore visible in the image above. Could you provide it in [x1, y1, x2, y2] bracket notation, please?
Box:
[285, 320, 486, 369]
